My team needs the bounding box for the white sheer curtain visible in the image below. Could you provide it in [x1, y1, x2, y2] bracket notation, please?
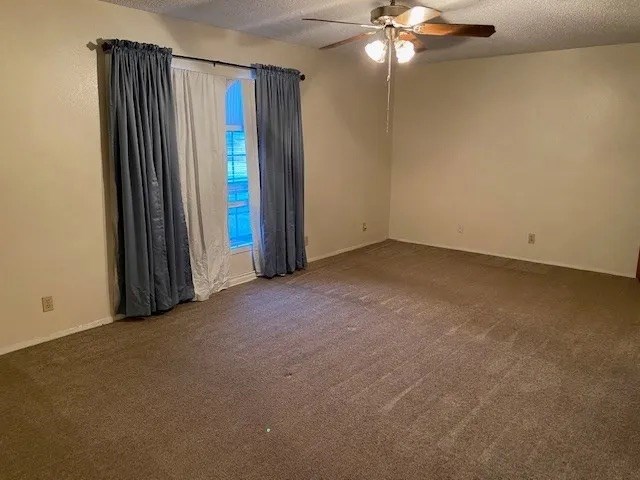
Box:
[172, 68, 230, 301]
[241, 79, 264, 276]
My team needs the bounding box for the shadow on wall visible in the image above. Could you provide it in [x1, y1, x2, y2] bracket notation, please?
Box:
[88, 11, 393, 262]
[89, 41, 119, 318]
[150, 10, 391, 153]
[157, 13, 278, 59]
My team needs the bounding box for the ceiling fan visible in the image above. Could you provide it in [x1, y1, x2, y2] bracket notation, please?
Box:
[303, 1, 496, 129]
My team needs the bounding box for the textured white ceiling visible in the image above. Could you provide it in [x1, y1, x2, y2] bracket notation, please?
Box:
[102, 0, 640, 62]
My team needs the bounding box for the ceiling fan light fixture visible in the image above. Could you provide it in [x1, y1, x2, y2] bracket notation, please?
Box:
[365, 39, 387, 63]
[394, 39, 415, 64]
[306, 4, 495, 132]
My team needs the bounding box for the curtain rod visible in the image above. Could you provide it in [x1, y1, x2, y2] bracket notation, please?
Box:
[101, 41, 306, 81]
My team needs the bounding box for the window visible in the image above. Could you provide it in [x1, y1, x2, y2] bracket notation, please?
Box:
[226, 80, 252, 249]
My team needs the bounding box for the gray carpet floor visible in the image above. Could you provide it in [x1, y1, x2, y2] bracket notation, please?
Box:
[1, 240, 639, 479]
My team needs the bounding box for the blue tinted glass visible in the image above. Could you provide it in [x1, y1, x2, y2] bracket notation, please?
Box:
[226, 81, 252, 249]
[225, 80, 244, 129]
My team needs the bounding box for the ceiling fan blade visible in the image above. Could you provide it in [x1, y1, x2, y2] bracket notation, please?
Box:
[319, 31, 376, 50]
[303, 18, 380, 29]
[398, 32, 427, 53]
[414, 23, 496, 37]
[393, 6, 441, 28]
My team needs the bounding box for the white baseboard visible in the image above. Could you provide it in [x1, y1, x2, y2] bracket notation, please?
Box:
[308, 239, 387, 263]
[0, 316, 115, 357]
[390, 237, 635, 278]
[228, 271, 257, 287]
[14, 236, 622, 357]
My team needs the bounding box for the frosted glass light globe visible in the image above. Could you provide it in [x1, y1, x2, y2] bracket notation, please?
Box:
[395, 40, 415, 64]
[365, 40, 387, 63]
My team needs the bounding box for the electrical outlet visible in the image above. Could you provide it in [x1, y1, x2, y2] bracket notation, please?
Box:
[528, 233, 536, 245]
[41, 296, 54, 312]
[304, 235, 309, 246]
[457, 224, 464, 234]
[362, 222, 368, 232]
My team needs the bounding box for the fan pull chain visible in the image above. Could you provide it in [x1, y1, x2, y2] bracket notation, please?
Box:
[386, 38, 392, 133]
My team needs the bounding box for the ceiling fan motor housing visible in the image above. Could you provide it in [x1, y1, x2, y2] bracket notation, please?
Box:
[371, 4, 409, 25]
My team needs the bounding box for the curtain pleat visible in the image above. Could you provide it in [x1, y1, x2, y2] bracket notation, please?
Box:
[109, 40, 194, 316]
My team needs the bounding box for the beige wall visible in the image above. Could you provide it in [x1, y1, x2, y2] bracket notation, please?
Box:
[2, 0, 637, 353]
[390, 43, 640, 277]
[0, 0, 391, 351]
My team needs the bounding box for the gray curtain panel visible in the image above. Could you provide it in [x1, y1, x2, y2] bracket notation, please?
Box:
[109, 40, 194, 316]
[253, 64, 307, 278]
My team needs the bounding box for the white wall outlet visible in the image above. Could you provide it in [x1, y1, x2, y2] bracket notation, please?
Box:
[42, 296, 54, 312]
[528, 233, 536, 244]
[457, 224, 464, 234]
[362, 222, 368, 232]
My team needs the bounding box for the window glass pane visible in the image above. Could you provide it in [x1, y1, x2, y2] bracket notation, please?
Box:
[226, 81, 252, 249]
[225, 80, 244, 129]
